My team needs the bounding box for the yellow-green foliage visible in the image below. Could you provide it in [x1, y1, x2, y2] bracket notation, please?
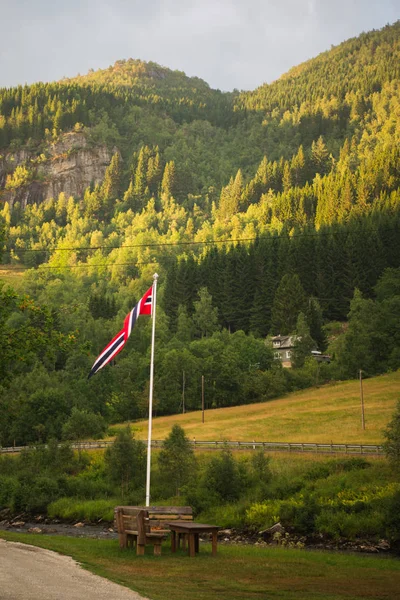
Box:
[246, 501, 281, 529]
[5, 165, 32, 190]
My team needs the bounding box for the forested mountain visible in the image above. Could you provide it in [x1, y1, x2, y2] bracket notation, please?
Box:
[0, 22, 400, 446]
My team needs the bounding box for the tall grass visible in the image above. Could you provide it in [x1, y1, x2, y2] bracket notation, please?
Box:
[48, 497, 117, 522]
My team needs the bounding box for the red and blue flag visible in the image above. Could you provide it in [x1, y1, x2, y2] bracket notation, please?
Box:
[88, 286, 153, 378]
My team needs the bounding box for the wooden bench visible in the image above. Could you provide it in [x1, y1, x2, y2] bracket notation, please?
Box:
[114, 507, 166, 555]
[115, 505, 193, 555]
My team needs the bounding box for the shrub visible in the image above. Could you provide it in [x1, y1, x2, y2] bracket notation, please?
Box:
[200, 502, 248, 529]
[384, 399, 400, 472]
[280, 493, 320, 535]
[316, 509, 384, 541]
[104, 426, 146, 497]
[62, 408, 107, 441]
[0, 475, 20, 508]
[245, 501, 281, 530]
[204, 446, 244, 502]
[383, 490, 400, 551]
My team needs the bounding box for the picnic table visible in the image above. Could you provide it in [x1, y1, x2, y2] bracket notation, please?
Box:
[168, 521, 220, 557]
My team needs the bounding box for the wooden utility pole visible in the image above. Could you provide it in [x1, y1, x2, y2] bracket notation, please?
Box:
[201, 375, 205, 423]
[359, 369, 365, 430]
[182, 370, 185, 414]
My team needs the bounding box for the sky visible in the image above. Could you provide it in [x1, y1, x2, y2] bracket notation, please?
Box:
[1, 0, 399, 92]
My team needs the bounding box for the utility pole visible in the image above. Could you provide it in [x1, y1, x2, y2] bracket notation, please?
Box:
[201, 375, 205, 423]
[359, 369, 365, 430]
[182, 370, 185, 414]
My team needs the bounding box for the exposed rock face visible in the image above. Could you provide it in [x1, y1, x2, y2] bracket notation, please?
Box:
[0, 132, 113, 209]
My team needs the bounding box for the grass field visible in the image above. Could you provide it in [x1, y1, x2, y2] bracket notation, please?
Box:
[1, 532, 399, 600]
[121, 371, 400, 445]
[0, 265, 26, 289]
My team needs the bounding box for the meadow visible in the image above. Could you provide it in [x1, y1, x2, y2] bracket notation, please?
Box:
[121, 371, 400, 445]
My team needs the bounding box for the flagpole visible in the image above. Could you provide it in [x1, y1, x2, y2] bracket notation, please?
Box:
[145, 273, 158, 507]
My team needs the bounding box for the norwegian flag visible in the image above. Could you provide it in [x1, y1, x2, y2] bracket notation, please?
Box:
[88, 286, 153, 379]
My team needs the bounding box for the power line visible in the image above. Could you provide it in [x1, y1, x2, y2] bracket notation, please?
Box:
[0, 260, 158, 272]
[4, 225, 399, 254]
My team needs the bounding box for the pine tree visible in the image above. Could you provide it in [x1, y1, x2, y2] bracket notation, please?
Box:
[101, 152, 122, 204]
[292, 312, 316, 368]
[270, 273, 307, 335]
[193, 287, 219, 338]
[161, 160, 177, 198]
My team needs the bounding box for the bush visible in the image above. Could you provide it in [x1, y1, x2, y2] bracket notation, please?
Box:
[316, 509, 384, 541]
[384, 399, 400, 472]
[10, 475, 64, 513]
[0, 475, 20, 508]
[245, 500, 281, 530]
[62, 408, 107, 441]
[383, 490, 400, 551]
[280, 493, 320, 535]
[199, 502, 248, 529]
[204, 446, 244, 502]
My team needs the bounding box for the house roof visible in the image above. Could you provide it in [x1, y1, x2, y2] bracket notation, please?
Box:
[271, 335, 296, 349]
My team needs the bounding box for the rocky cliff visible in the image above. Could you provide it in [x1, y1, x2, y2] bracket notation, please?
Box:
[0, 132, 113, 209]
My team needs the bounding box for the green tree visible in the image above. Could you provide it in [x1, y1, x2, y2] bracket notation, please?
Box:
[305, 297, 327, 351]
[61, 407, 107, 441]
[193, 287, 219, 338]
[161, 160, 177, 198]
[292, 312, 316, 368]
[101, 152, 122, 203]
[204, 445, 242, 502]
[383, 400, 400, 473]
[157, 424, 196, 496]
[176, 304, 194, 342]
[270, 274, 307, 335]
[104, 426, 146, 497]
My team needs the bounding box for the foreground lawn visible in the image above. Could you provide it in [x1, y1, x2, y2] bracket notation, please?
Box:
[121, 370, 400, 445]
[1, 532, 400, 600]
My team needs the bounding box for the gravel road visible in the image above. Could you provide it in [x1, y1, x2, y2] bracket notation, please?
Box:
[0, 539, 148, 600]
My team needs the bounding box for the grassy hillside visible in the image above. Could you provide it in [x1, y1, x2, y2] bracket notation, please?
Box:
[0, 266, 25, 289]
[127, 371, 400, 445]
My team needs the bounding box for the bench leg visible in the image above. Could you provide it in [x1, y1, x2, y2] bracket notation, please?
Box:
[153, 541, 162, 556]
[119, 533, 127, 549]
[137, 544, 145, 556]
[188, 533, 195, 558]
[181, 533, 187, 551]
[212, 531, 217, 556]
[171, 530, 177, 553]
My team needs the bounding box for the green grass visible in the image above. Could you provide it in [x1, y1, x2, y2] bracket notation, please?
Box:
[117, 371, 400, 445]
[48, 497, 117, 522]
[1, 532, 400, 600]
[0, 265, 26, 289]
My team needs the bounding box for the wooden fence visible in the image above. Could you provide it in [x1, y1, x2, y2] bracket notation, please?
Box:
[0, 439, 385, 455]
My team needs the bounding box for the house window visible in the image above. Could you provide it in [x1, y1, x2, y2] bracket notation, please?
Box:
[274, 352, 281, 359]
[286, 351, 291, 359]
[273, 341, 280, 347]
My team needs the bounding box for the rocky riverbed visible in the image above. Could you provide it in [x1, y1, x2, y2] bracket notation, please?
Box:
[0, 511, 393, 555]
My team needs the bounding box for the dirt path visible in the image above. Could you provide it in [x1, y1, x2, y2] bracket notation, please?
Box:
[0, 539, 148, 600]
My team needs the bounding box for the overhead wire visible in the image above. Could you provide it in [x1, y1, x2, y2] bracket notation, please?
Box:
[3, 225, 398, 255]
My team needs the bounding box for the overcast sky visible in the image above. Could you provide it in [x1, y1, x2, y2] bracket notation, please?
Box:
[1, 0, 398, 92]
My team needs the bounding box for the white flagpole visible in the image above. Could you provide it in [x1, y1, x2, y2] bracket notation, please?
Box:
[145, 273, 158, 507]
